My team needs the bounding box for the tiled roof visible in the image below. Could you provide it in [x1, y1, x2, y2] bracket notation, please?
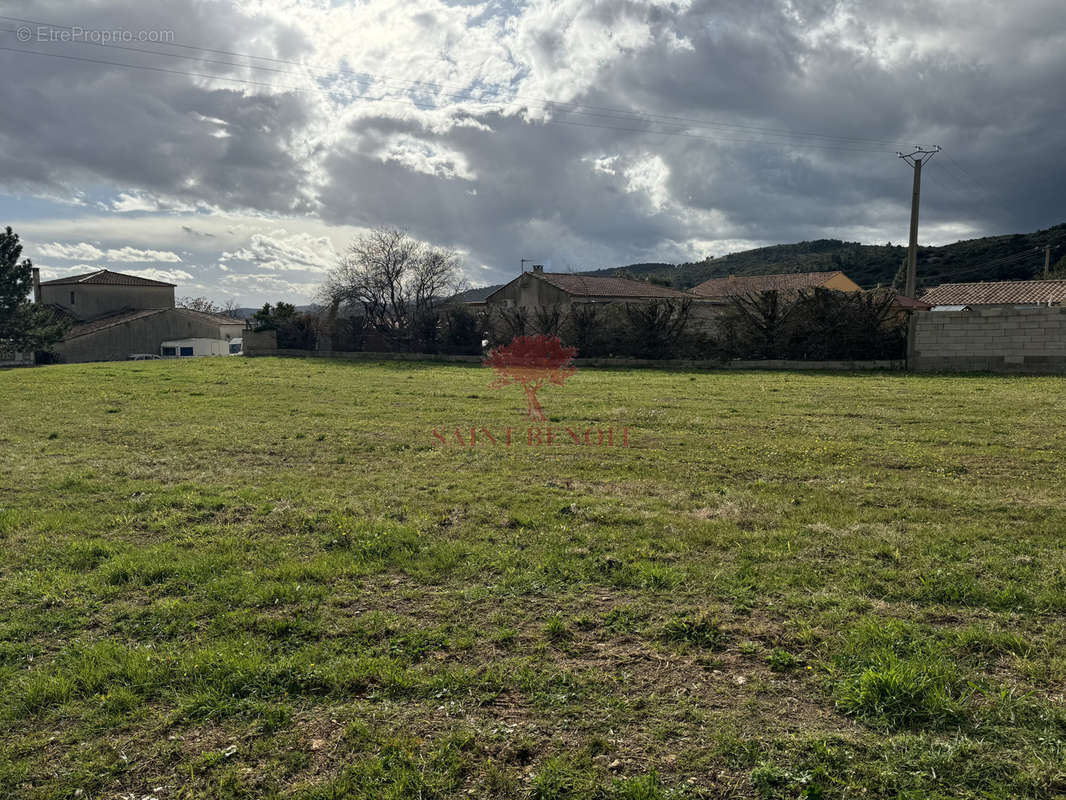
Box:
[42, 303, 79, 323]
[691, 271, 847, 297]
[63, 309, 168, 339]
[39, 269, 176, 288]
[893, 294, 933, 310]
[920, 280, 1066, 306]
[455, 285, 504, 303]
[63, 306, 242, 340]
[534, 272, 690, 298]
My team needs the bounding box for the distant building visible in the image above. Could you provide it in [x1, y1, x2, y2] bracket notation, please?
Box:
[920, 279, 1066, 309]
[690, 270, 862, 299]
[477, 266, 693, 310]
[162, 338, 241, 358]
[892, 294, 933, 310]
[35, 269, 244, 363]
[39, 268, 176, 319]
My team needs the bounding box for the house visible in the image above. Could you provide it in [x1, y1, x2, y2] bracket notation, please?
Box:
[161, 338, 241, 357]
[470, 266, 726, 340]
[920, 279, 1066, 309]
[35, 269, 244, 363]
[690, 270, 862, 299]
[477, 266, 693, 310]
[892, 294, 933, 310]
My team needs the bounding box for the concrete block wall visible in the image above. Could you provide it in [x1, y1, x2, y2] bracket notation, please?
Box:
[911, 306, 1066, 373]
[242, 329, 277, 356]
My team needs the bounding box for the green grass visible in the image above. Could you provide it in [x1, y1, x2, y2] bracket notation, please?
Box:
[2, 356, 1066, 799]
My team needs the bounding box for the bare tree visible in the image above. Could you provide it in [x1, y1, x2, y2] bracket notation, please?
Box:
[178, 296, 245, 318]
[564, 303, 602, 356]
[623, 298, 693, 358]
[722, 290, 797, 359]
[321, 228, 464, 349]
[532, 304, 564, 336]
[177, 296, 221, 313]
[222, 299, 244, 319]
[489, 305, 530, 342]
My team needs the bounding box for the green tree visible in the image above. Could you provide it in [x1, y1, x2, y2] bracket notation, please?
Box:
[891, 258, 907, 292]
[0, 226, 68, 353]
[1049, 254, 1066, 279]
[252, 302, 316, 349]
[252, 301, 297, 330]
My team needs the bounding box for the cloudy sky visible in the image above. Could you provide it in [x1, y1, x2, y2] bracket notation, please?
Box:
[1, 0, 1064, 305]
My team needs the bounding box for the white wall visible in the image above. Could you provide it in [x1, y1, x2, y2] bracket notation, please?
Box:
[161, 338, 231, 357]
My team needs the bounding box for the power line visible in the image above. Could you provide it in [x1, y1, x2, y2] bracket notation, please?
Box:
[943, 152, 997, 196]
[931, 242, 1066, 283]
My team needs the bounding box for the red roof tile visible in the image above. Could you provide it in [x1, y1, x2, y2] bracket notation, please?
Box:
[691, 271, 848, 297]
[920, 280, 1066, 306]
[40, 269, 176, 288]
[893, 294, 933, 310]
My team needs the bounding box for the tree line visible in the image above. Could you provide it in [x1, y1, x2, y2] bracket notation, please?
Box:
[248, 227, 907, 361]
[0, 224, 908, 363]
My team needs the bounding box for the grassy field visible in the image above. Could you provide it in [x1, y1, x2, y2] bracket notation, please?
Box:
[2, 357, 1066, 800]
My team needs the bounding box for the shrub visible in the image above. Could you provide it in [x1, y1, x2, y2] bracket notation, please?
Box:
[720, 288, 906, 361]
[659, 612, 723, 648]
[831, 620, 967, 729]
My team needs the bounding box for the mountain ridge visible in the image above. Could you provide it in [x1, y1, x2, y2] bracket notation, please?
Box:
[579, 222, 1066, 291]
[466, 222, 1066, 296]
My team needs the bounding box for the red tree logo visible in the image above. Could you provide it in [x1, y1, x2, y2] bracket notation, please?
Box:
[484, 335, 578, 421]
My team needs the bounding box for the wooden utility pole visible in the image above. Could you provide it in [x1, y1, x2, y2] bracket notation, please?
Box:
[897, 146, 941, 298]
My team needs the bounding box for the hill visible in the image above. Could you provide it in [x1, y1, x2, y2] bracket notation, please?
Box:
[576, 222, 1066, 291]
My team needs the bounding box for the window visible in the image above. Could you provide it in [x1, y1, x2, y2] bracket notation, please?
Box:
[161, 347, 176, 357]
[179, 347, 194, 357]
[70, 291, 75, 305]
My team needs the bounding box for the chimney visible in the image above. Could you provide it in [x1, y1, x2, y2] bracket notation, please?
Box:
[532, 264, 544, 273]
[32, 267, 41, 303]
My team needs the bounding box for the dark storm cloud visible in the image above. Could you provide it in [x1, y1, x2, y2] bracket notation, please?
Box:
[0, 0, 315, 211]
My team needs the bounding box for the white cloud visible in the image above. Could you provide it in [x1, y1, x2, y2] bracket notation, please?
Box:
[34, 242, 183, 262]
[107, 191, 221, 214]
[624, 155, 672, 213]
[221, 230, 338, 273]
[375, 135, 477, 181]
[585, 155, 620, 176]
[35, 242, 106, 261]
[107, 247, 184, 263]
[220, 272, 322, 299]
[124, 268, 195, 284]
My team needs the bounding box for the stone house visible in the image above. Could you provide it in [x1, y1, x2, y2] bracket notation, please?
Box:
[35, 269, 244, 363]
